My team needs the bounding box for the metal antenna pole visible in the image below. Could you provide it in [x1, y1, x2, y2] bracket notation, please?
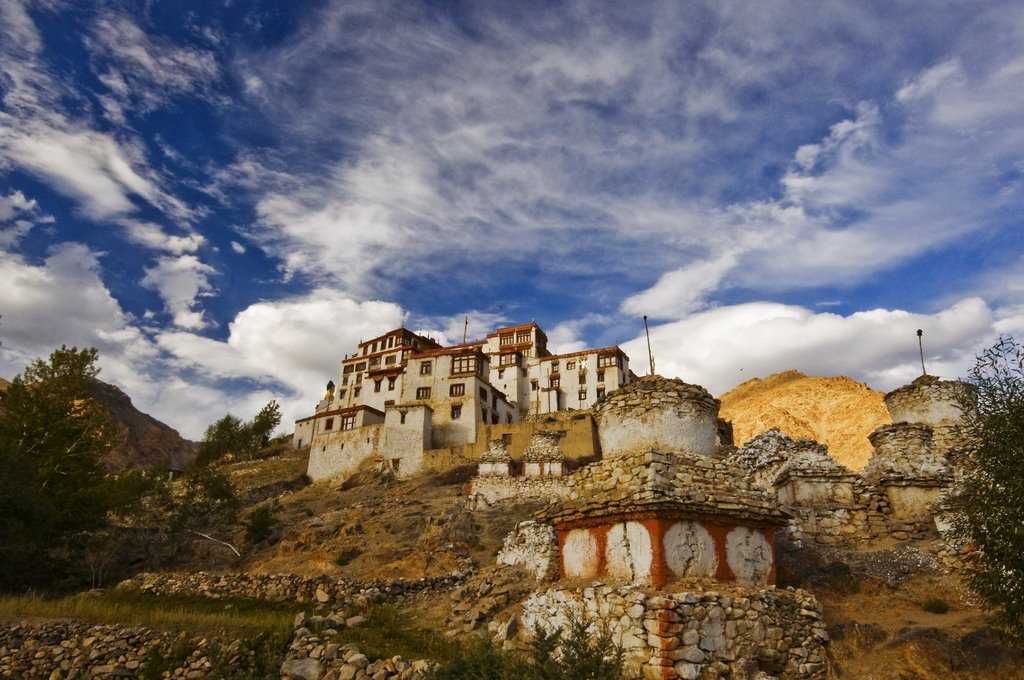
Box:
[916, 329, 927, 376]
[463, 315, 469, 344]
[643, 315, 656, 376]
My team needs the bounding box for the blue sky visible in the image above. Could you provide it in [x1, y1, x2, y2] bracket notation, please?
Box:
[1, 0, 1022, 437]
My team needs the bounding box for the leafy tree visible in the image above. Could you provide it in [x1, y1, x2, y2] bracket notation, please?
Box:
[0, 347, 117, 590]
[955, 336, 1024, 635]
[195, 400, 282, 466]
[248, 400, 282, 450]
[170, 466, 240, 533]
[244, 504, 278, 544]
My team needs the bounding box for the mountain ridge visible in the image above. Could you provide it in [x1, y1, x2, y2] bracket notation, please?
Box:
[718, 369, 890, 470]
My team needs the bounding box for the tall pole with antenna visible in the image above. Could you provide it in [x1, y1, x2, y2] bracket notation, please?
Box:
[463, 315, 469, 344]
[916, 329, 927, 376]
[643, 315, 656, 376]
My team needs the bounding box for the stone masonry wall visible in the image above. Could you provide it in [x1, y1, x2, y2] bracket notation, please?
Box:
[519, 583, 828, 679]
[119, 571, 464, 606]
[594, 376, 721, 457]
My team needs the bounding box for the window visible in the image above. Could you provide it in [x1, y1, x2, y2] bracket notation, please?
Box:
[342, 375, 349, 386]
[579, 390, 587, 401]
[353, 386, 361, 397]
[385, 354, 396, 365]
[506, 414, 513, 424]
[579, 372, 586, 384]
[451, 354, 477, 375]
[399, 411, 407, 424]
[479, 387, 488, 400]
[531, 380, 539, 391]
[450, 383, 465, 397]
[341, 414, 356, 430]
[387, 376, 396, 390]
[369, 356, 381, 368]
[355, 362, 366, 371]
[416, 387, 431, 399]
[451, 404, 462, 419]
[597, 369, 605, 382]
[492, 413, 499, 425]
[481, 406, 488, 420]
[598, 354, 618, 368]
[551, 360, 559, 371]
[339, 389, 346, 399]
[596, 387, 606, 399]
[550, 376, 560, 388]
[566, 360, 575, 370]
[498, 368, 504, 379]
[493, 392, 498, 406]
[516, 330, 530, 343]
[324, 417, 334, 431]
[343, 365, 354, 374]
[372, 341, 378, 352]
[420, 361, 432, 375]
[385, 399, 394, 406]
[374, 379, 383, 393]
[499, 333, 514, 346]
[355, 373, 362, 383]
[499, 352, 518, 366]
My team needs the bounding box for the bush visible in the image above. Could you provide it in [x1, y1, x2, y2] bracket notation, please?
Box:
[427, 613, 625, 680]
[244, 505, 277, 545]
[955, 336, 1024, 635]
[922, 598, 951, 614]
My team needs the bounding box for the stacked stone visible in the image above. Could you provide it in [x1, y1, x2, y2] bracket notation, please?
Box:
[542, 449, 786, 527]
[118, 571, 465, 606]
[496, 520, 559, 580]
[773, 440, 853, 484]
[522, 432, 564, 464]
[0, 622, 253, 679]
[726, 429, 799, 491]
[519, 583, 828, 679]
[479, 438, 512, 465]
[863, 424, 949, 485]
[594, 376, 723, 457]
[284, 613, 433, 680]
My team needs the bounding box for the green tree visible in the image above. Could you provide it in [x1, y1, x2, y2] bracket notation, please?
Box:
[195, 400, 283, 466]
[955, 336, 1024, 635]
[248, 400, 282, 450]
[0, 346, 117, 590]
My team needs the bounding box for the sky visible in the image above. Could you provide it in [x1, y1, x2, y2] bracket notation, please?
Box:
[1, 0, 1022, 439]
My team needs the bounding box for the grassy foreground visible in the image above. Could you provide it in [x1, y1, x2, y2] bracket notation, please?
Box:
[0, 589, 298, 636]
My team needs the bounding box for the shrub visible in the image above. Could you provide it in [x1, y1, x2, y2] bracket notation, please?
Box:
[244, 505, 278, 545]
[922, 597, 951, 614]
[427, 613, 625, 680]
[955, 336, 1024, 635]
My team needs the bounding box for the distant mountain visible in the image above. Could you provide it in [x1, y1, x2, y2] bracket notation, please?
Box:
[718, 370, 890, 470]
[86, 380, 197, 472]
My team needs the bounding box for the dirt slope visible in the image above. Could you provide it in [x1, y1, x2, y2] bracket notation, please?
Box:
[719, 370, 890, 470]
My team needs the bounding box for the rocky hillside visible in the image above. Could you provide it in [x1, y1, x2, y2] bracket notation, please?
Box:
[87, 380, 196, 472]
[719, 370, 890, 470]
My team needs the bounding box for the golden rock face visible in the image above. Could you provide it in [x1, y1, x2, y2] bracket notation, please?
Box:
[719, 370, 891, 471]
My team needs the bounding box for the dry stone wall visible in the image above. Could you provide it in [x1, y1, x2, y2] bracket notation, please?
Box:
[119, 571, 464, 606]
[519, 582, 828, 679]
[0, 622, 261, 679]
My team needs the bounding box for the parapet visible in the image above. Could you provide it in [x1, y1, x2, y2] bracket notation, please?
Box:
[478, 438, 512, 477]
[884, 374, 970, 427]
[593, 375, 720, 457]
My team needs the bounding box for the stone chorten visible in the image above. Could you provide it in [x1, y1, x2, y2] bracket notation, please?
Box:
[593, 375, 721, 457]
[523, 431, 566, 478]
[478, 437, 513, 477]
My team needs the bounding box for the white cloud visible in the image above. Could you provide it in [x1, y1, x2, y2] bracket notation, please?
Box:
[412, 310, 510, 347]
[547, 314, 615, 354]
[141, 255, 216, 329]
[0, 189, 53, 247]
[622, 298, 998, 395]
[87, 13, 221, 113]
[621, 253, 738, 319]
[230, 240, 246, 254]
[156, 290, 407, 424]
[120, 219, 205, 254]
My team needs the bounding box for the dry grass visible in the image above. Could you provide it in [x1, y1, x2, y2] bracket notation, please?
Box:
[0, 589, 297, 636]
